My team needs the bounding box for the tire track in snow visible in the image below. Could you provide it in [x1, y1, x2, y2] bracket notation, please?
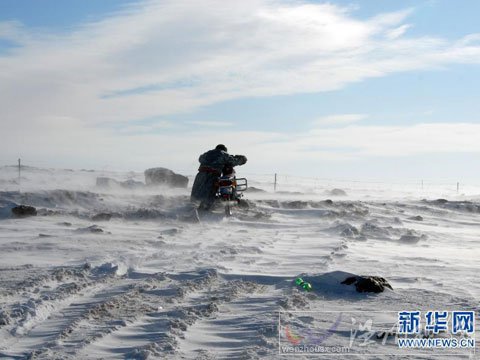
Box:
[74, 270, 270, 359]
[0, 264, 137, 358]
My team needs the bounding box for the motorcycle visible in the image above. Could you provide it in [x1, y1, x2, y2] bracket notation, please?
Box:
[215, 167, 248, 217]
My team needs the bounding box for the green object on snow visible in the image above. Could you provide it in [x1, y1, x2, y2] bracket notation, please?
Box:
[295, 277, 312, 291]
[302, 282, 312, 291]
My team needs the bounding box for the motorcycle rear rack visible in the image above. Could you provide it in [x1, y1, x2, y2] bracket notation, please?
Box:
[235, 178, 247, 192]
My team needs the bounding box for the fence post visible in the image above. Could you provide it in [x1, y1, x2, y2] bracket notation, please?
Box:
[274, 173, 277, 192]
[18, 158, 21, 189]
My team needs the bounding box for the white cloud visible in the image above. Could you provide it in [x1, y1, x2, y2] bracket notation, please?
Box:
[456, 33, 480, 46]
[305, 123, 480, 157]
[2, 116, 479, 176]
[386, 24, 412, 39]
[1, 0, 480, 129]
[1, 1, 480, 174]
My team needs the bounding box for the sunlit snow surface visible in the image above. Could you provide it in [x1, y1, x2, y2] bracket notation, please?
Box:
[0, 166, 478, 359]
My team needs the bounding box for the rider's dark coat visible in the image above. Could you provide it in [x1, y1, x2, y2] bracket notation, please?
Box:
[190, 149, 246, 209]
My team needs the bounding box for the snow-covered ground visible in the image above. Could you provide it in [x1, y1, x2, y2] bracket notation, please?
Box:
[0, 166, 478, 359]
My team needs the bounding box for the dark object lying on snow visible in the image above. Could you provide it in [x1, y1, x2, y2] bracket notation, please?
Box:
[145, 167, 189, 188]
[408, 215, 423, 221]
[341, 275, 393, 293]
[12, 205, 37, 218]
[91, 213, 113, 221]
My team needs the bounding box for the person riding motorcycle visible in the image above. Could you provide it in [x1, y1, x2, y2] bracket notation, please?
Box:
[191, 144, 247, 210]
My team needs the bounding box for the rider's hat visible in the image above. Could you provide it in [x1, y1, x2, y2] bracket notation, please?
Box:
[215, 144, 227, 152]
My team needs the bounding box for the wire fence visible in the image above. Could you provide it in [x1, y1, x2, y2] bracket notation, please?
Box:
[2, 159, 479, 198]
[240, 172, 472, 194]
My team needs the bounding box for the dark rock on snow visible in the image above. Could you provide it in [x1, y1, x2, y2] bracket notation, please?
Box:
[91, 213, 113, 221]
[144, 168, 189, 188]
[408, 215, 423, 221]
[341, 275, 393, 293]
[399, 230, 427, 244]
[11, 205, 37, 218]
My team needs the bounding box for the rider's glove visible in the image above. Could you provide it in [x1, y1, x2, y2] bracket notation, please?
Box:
[235, 155, 247, 165]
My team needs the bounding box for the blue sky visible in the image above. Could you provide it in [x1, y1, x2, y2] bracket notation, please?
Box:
[1, 0, 479, 180]
[0, 0, 135, 29]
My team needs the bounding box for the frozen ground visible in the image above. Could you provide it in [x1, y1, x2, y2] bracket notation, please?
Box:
[0, 166, 478, 359]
